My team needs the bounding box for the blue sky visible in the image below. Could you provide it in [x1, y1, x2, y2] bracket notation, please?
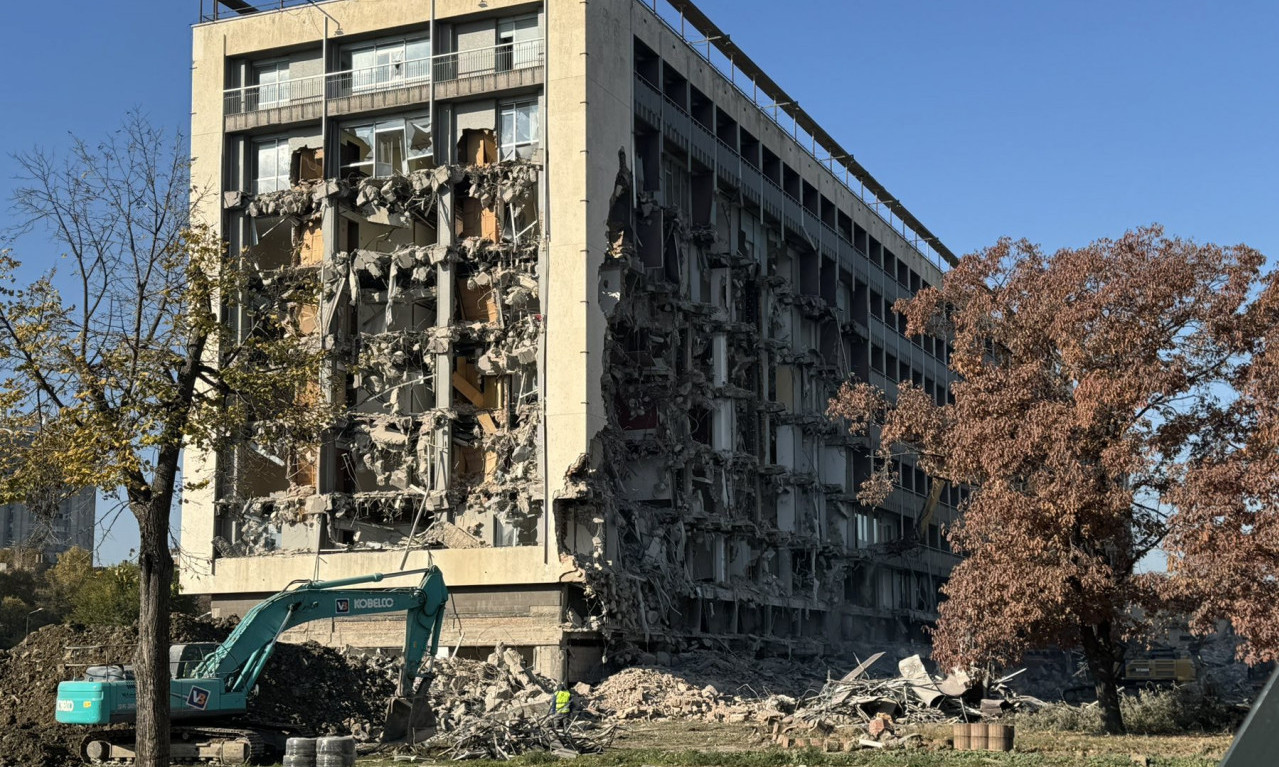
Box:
[1, 0, 1275, 564]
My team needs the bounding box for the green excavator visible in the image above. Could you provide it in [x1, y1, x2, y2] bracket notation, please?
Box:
[54, 567, 449, 764]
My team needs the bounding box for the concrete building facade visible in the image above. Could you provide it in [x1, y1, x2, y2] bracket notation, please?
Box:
[184, 0, 962, 681]
[0, 488, 96, 562]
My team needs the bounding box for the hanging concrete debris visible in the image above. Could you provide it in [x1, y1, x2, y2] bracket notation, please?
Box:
[217, 152, 542, 558]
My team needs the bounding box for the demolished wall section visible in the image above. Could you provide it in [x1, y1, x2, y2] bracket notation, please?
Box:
[216, 152, 545, 559]
[564, 139, 956, 659]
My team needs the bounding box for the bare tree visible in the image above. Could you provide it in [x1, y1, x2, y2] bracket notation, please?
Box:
[0, 112, 327, 766]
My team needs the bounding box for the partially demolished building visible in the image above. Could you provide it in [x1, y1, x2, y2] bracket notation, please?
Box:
[183, 0, 962, 681]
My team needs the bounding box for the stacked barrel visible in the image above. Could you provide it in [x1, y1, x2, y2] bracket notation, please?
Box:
[952, 723, 1014, 751]
[284, 736, 357, 767]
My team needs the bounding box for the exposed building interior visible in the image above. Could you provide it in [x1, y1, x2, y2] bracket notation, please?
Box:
[185, 0, 963, 680]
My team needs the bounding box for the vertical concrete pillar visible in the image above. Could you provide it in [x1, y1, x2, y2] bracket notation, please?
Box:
[532, 644, 566, 683]
[434, 185, 456, 491]
[317, 204, 340, 494]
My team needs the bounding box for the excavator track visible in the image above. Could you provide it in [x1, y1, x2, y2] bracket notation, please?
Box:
[80, 726, 268, 765]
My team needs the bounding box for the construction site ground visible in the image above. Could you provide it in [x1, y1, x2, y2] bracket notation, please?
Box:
[1, 620, 1245, 767]
[348, 720, 1232, 766]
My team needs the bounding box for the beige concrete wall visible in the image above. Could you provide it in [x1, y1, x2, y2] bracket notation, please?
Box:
[187, 545, 581, 595]
[540, 0, 638, 510]
[540, 0, 591, 514]
[213, 585, 569, 649]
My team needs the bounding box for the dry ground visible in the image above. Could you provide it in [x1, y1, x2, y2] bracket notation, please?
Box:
[353, 720, 1234, 767]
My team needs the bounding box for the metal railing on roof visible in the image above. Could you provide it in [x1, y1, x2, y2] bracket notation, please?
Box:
[635, 0, 955, 270]
[198, 0, 322, 23]
[224, 40, 544, 117]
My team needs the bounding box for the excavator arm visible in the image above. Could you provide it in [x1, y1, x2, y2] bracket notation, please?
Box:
[193, 567, 448, 699]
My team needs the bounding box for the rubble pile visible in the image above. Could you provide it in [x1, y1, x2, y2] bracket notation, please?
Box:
[371, 645, 615, 760]
[589, 667, 736, 720]
[582, 650, 1046, 752]
[587, 649, 829, 721]
[780, 654, 1042, 729]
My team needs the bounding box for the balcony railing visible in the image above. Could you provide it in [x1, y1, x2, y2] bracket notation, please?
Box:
[632, 0, 954, 270]
[327, 57, 433, 101]
[224, 39, 545, 117]
[224, 73, 324, 116]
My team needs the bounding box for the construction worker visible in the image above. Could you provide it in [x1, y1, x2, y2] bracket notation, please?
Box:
[549, 682, 572, 727]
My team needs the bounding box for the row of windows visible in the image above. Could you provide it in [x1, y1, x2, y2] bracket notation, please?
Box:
[868, 289, 951, 363]
[250, 98, 540, 193]
[638, 39, 941, 301]
[870, 344, 954, 407]
[245, 14, 538, 100]
[890, 458, 971, 508]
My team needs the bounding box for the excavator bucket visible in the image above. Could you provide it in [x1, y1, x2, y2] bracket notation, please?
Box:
[384, 693, 435, 744]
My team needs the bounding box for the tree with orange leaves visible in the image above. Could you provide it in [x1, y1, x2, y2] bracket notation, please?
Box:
[829, 226, 1273, 734]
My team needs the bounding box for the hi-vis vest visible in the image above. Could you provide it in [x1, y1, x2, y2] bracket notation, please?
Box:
[554, 690, 571, 713]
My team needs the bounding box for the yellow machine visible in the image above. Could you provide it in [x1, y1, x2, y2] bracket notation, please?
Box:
[1123, 654, 1197, 685]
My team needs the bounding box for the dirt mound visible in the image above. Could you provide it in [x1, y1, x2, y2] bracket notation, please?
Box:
[255, 641, 396, 737]
[0, 618, 399, 767]
[0, 623, 135, 766]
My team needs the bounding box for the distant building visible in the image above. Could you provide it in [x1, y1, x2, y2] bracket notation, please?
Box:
[0, 489, 96, 562]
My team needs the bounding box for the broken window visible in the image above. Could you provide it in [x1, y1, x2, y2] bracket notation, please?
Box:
[499, 99, 540, 160]
[339, 113, 433, 178]
[252, 138, 292, 194]
[344, 35, 431, 94]
[248, 216, 293, 270]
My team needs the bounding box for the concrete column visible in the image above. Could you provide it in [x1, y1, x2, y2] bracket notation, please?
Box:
[434, 185, 456, 492]
[318, 204, 340, 494]
[532, 644, 566, 683]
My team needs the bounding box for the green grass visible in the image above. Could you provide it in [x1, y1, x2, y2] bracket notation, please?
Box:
[346, 744, 1222, 767]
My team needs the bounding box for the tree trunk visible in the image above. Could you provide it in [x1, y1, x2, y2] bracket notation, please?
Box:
[133, 498, 173, 767]
[1081, 621, 1125, 735]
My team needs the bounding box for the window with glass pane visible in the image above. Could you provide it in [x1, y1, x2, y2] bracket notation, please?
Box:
[253, 138, 291, 194]
[497, 15, 538, 71]
[345, 36, 430, 94]
[499, 100, 539, 161]
[253, 61, 290, 109]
